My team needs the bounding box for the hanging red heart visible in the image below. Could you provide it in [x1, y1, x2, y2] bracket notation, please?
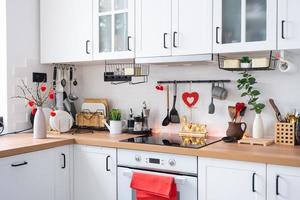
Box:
[182, 92, 199, 108]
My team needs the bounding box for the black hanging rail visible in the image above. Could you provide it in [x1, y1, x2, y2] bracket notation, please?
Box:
[157, 79, 231, 84]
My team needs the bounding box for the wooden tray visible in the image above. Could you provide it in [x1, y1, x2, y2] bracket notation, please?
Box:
[238, 138, 274, 146]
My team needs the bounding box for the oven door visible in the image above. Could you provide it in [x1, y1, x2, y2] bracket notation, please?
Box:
[117, 167, 197, 200]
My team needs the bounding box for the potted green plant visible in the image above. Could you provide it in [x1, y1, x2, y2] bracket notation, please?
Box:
[104, 109, 125, 134]
[240, 56, 252, 68]
[237, 72, 266, 138]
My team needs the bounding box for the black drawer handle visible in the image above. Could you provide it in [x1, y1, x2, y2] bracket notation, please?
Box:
[11, 161, 28, 167]
[106, 155, 111, 172]
[61, 153, 66, 169]
[216, 27, 220, 44]
[127, 36, 132, 51]
[173, 32, 178, 48]
[86, 40, 91, 54]
[281, 20, 286, 39]
[276, 175, 280, 195]
[163, 33, 168, 49]
[252, 173, 256, 192]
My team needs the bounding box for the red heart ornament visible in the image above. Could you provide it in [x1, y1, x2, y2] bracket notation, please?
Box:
[182, 92, 199, 108]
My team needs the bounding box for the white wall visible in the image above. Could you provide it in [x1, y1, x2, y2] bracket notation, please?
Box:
[76, 56, 300, 137]
[6, 0, 52, 131]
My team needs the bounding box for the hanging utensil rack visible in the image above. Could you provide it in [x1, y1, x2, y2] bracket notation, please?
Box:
[104, 59, 150, 85]
[157, 80, 231, 84]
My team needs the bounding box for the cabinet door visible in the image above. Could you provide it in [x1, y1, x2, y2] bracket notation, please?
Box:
[278, 0, 300, 50]
[54, 145, 72, 200]
[172, 0, 212, 56]
[74, 145, 117, 200]
[198, 158, 266, 200]
[93, 0, 135, 60]
[267, 165, 300, 200]
[0, 150, 55, 200]
[135, 0, 172, 58]
[213, 0, 276, 53]
[40, 0, 93, 63]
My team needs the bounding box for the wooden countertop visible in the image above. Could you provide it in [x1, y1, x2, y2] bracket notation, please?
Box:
[0, 132, 300, 167]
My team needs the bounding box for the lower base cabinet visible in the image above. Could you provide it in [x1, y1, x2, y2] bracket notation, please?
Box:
[198, 157, 266, 200]
[73, 145, 117, 200]
[267, 165, 300, 200]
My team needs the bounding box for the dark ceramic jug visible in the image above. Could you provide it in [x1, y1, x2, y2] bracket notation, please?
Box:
[226, 122, 247, 140]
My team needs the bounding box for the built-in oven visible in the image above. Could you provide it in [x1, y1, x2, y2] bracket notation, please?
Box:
[117, 149, 198, 200]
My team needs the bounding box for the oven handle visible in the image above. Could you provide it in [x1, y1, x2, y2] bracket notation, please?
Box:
[122, 170, 187, 185]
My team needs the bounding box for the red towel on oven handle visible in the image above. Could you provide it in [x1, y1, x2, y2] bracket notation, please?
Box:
[130, 172, 178, 200]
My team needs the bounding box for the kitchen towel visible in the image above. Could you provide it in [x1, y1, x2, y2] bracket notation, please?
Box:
[130, 172, 178, 200]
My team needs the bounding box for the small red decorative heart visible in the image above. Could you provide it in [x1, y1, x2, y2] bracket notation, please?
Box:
[182, 92, 199, 108]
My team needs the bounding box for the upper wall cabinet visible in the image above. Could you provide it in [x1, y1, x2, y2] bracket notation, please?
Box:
[277, 0, 300, 50]
[93, 0, 135, 60]
[135, 0, 212, 58]
[40, 0, 93, 63]
[213, 0, 277, 53]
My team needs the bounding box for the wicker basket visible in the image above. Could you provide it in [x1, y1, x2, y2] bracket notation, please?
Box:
[275, 122, 295, 146]
[76, 112, 105, 128]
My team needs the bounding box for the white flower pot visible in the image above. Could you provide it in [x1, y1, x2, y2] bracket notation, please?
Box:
[33, 107, 47, 139]
[241, 63, 251, 68]
[104, 120, 126, 134]
[253, 113, 264, 138]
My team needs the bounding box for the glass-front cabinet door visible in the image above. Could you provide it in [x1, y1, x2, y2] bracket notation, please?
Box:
[93, 0, 135, 60]
[213, 0, 276, 53]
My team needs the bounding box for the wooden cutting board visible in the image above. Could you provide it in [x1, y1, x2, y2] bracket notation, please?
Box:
[238, 138, 274, 146]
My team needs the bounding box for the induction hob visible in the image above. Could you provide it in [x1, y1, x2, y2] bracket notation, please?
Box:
[120, 134, 221, 149]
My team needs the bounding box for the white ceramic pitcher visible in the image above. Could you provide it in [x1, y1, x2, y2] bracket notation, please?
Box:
[104, 120, 126, 134]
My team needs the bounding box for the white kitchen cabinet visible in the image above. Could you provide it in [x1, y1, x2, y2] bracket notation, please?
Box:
[54, 145, 72, 200]
[135, 0, 172, 57]
[0, 149, 55, 200]
[198, 157, 266, 200]
[267, 165, 300, 200]
[93, 0, 135, 60]
[73, 145, 117, 200]
[278, 0, 300, 50]
[135, 0, 212, 58]
[40, 0, 93, 63]
[171, 0, 212, 56]
[213, 0, 277, 53]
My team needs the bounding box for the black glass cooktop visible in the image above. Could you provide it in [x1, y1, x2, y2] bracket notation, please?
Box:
[120, 134, 221, 149]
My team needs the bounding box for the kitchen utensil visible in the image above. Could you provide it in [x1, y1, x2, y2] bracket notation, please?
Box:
[73, 67, 78, 86]
[61, 67, 67, 87]
[53, 65, 57, 89]
[68, 67, 78, 101]
[56, 68, 64, 93]
[49, 110, 73, 132]
[234, 102, 245, 121]
[228, 106, 236, 122]
[226, 122, 247, 140]
[212, 82, 228, 100]
[208, 83, 215, 114]
[162, 85, 170, 126]
[269, 98, 284, 122]
[170, 83, 180, 123]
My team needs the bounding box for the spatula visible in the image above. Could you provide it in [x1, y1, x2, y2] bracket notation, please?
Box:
[162, 85, 170, 126]
[170, 83, 180, 123]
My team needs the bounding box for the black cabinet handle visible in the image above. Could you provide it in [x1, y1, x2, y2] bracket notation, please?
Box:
[276, 175, 280, 195]
[252, 173, 256, 192]
[216, 27, 220, 44]
[173, 32, 178, 48]
[86, 40, 91, 54]
[163, 33, 168, 49]
[281, 20, 286, 39]
[127, 36, 132, 51]
[106, 155, 111, 172]
[61, 153, 66, 169]
[11, 161, 28, 167]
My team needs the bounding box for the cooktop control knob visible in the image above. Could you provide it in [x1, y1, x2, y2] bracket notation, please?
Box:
[168, 159, 176, 166]
[135, 155, 141, 162]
